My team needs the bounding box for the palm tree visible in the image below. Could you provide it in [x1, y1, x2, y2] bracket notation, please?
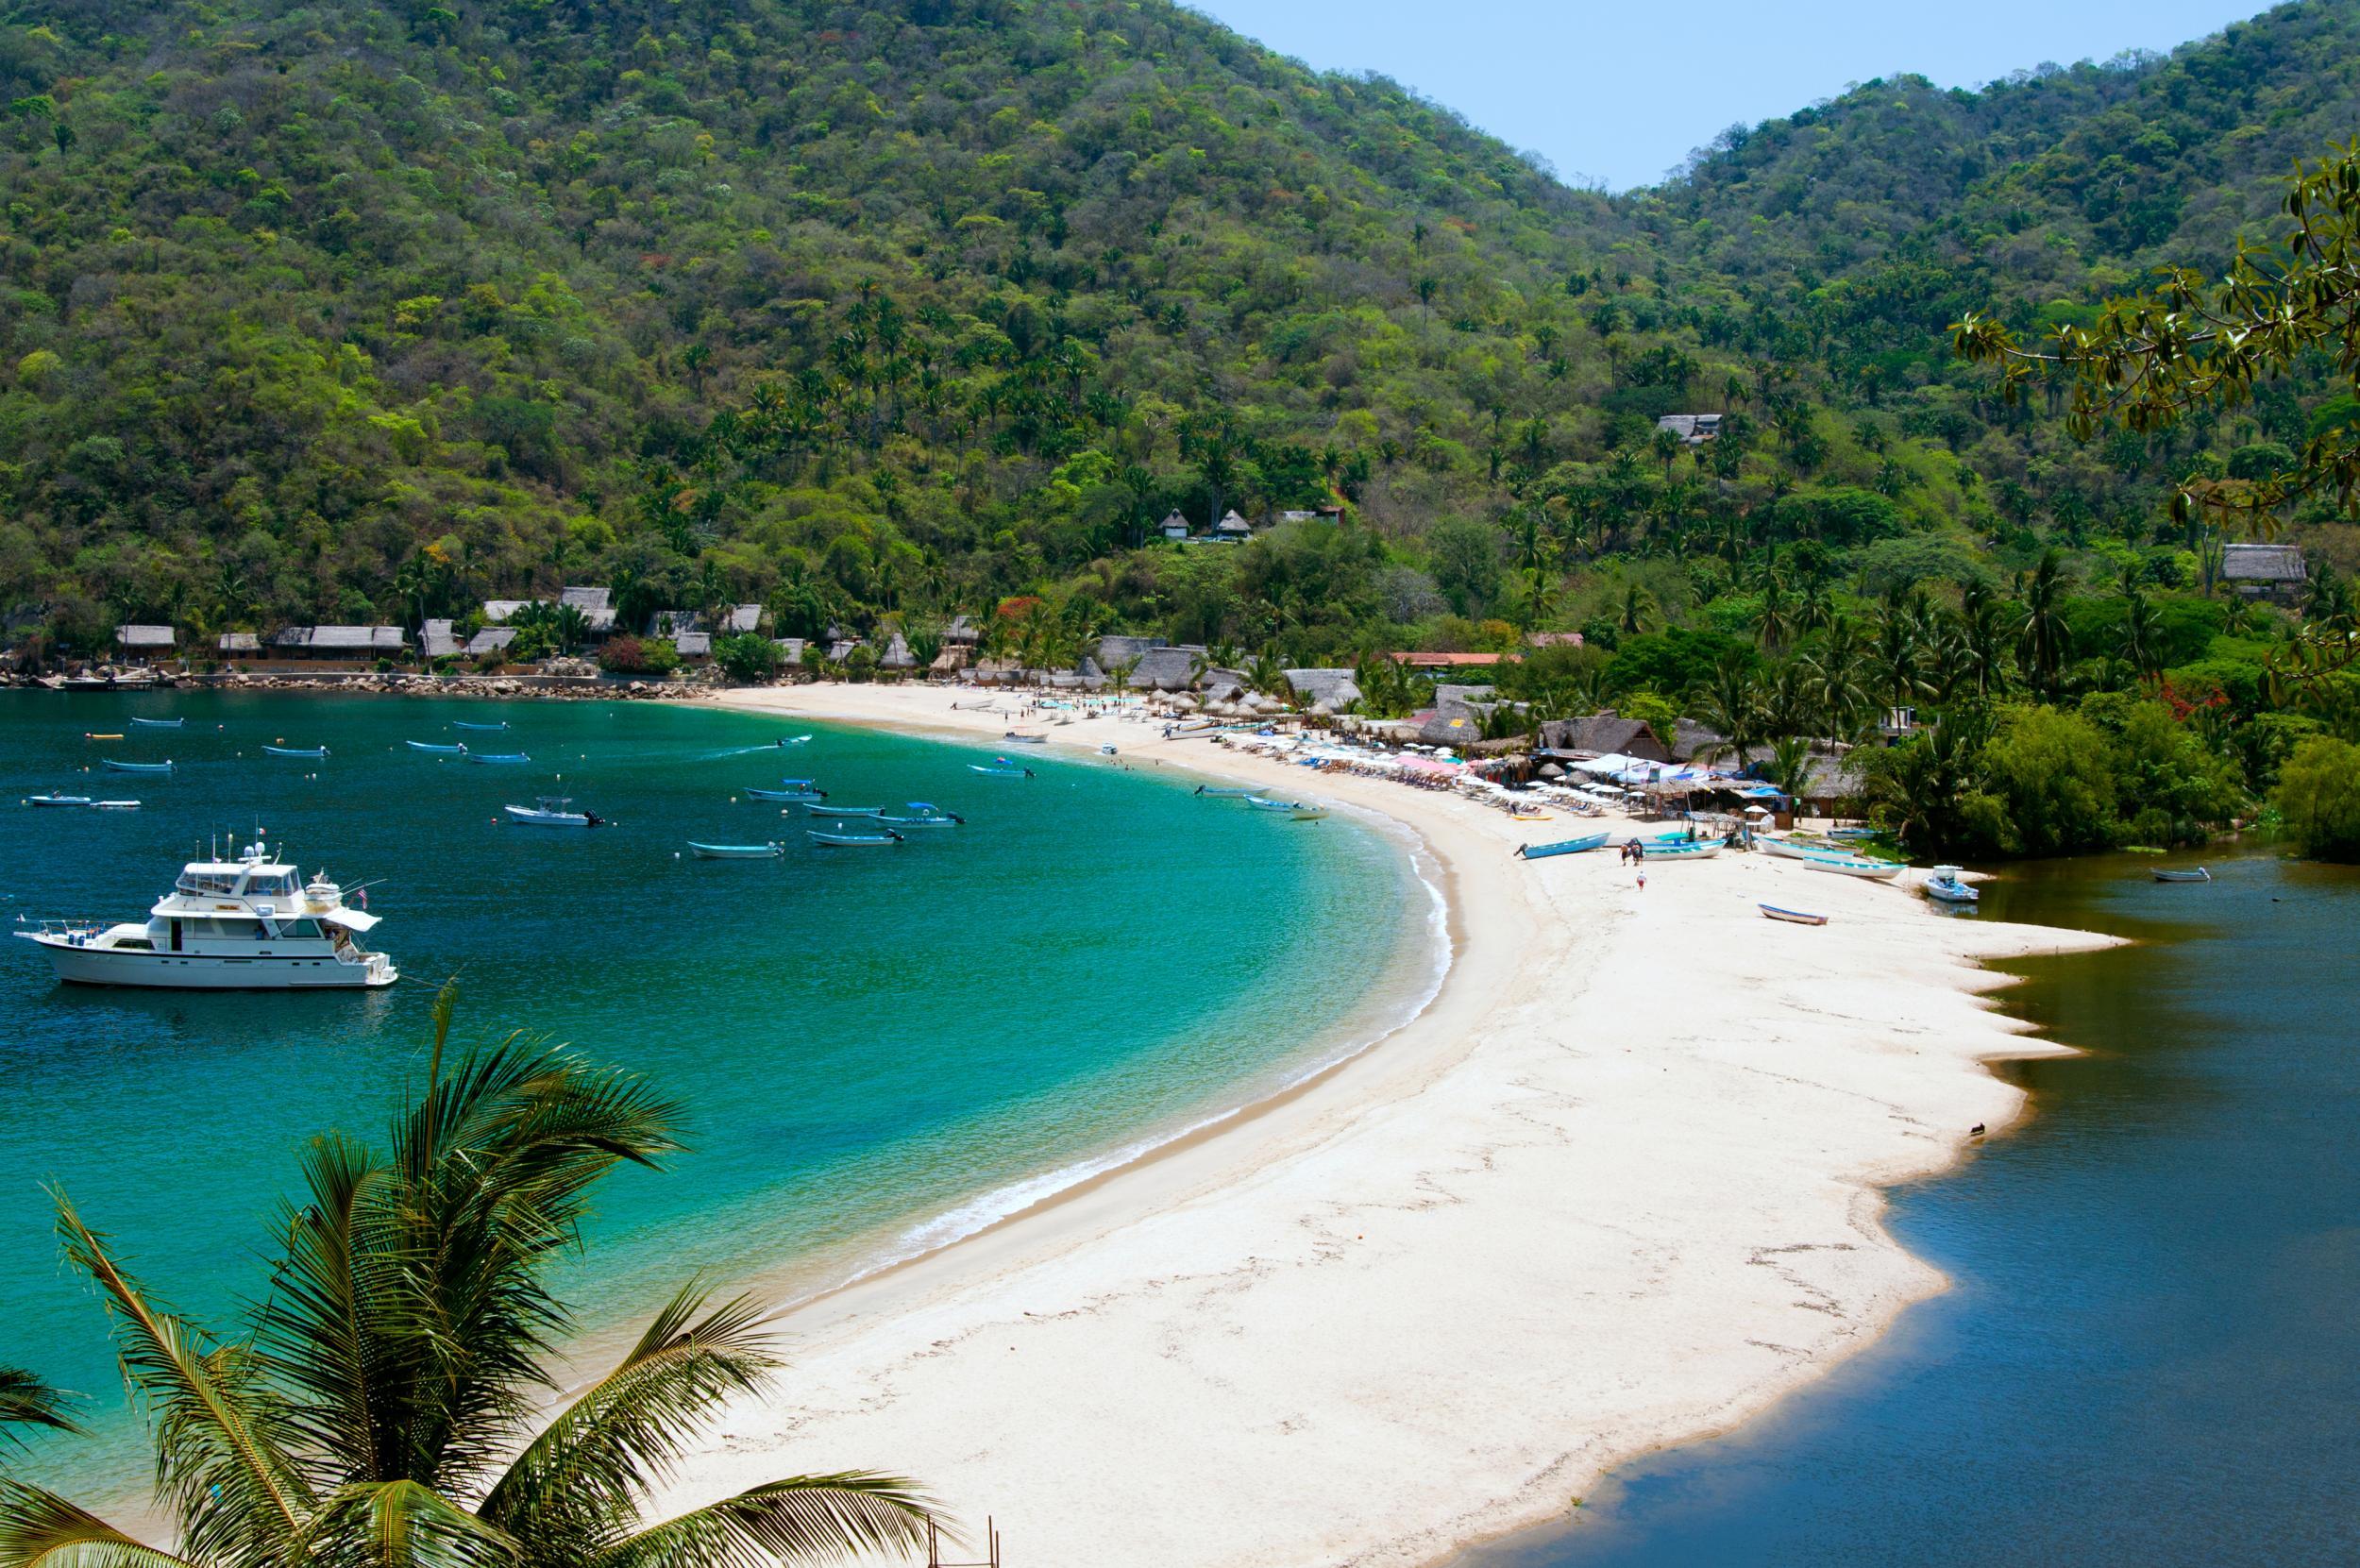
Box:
[1755, 573, 1792, 651]
[1959, 581, 2009, 699]
[1798, 618, 1872, 738]
[0, 990, 935, 1568]
[2016, 549, 2071, 699]
[1617, 583, 1656, 635]
[2119, 590, 2164, 681]
[1689, 656, 1762, 767]
[1244, 654, 1292, 700]
[0, 1371, 76, 1458]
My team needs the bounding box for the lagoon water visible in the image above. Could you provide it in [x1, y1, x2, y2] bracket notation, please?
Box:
[1461, 851, 2360, 1567]
[0, 692, 1427, 1492]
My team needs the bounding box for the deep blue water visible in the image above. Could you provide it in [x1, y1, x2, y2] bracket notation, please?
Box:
[1458, 851, 2359, 1567]
[0, 691, 1427, 1493]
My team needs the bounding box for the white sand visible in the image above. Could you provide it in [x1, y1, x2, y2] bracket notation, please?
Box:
[660, 683, 2115, 1566]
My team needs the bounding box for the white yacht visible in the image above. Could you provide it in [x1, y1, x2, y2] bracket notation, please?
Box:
[14, 837, 396, 989]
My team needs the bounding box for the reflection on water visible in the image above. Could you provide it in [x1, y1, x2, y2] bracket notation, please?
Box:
[1460, 851, 2360, 1568]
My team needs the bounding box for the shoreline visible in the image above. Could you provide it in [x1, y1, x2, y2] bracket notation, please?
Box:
[656, 683, 2118, 1568]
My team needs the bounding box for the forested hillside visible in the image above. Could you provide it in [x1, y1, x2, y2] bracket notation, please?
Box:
[5, 0, 2360, 840]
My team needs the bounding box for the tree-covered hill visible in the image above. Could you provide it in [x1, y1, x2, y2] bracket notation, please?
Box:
[1, 0, 2356, 701]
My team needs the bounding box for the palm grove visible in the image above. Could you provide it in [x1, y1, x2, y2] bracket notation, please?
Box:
[3, 0, 2360, 859]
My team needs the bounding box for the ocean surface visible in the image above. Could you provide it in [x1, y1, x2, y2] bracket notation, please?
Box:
[0, 691, 1432, 1493]
[1459, 850, 2359, 1567]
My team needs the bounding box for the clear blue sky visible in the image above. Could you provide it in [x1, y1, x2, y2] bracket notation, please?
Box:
[1189, 0, 2268, 189]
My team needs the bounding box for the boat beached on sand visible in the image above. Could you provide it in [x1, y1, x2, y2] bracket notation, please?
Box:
[1760, 904, 1829, 926]
[1924, 865, 1980, 904]
[14, 836, 395, 989]
[1514, 833, 1609, 860]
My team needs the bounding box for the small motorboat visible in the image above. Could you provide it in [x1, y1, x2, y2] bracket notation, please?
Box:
[128, 717, 183, 729]
[806, 804, 885, 818]
[1642, 839, 1721, 860]
[1515, 833, 1610, 860]
[453, 720, 509, 732]
[505, 797, 601, 828]
[26, 794, 94, 808]
[1924, 866, 1980, 905]
[102, 759, 173, 774]
[92, 800, 142, 811]
[688, 841, 784, 860]
[1760, 904, 1830, 926]
[1194, 786, 1256, 798]
[464, 752, 531, 765]
[2152, 867, 2213, 883]
[745, 786, 826, 802]
[1099, 745, 1119, 756]
[261, 745, 329, 759]
[808, 828, 904, 847]
[407, 741, 468, 755]
[878, 802, 964, 826]
[777, 734, 813, 747]
[969, 762, 1034, 778]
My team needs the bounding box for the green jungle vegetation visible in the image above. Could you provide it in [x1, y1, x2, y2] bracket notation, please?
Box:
[5, 0, 2360, 853]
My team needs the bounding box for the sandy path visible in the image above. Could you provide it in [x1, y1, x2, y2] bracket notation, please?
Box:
[653, 683, 2113, 1566]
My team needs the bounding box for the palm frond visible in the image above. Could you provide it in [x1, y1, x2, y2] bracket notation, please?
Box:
[0, 1480, 199, 1568]
[295, 1480, 519, 1568]
[0, 1372, 78, 1450]
[583, 1475, 936, 1568]
[480, 1287, 778, 1543]
[52, 1197, 311, 1567]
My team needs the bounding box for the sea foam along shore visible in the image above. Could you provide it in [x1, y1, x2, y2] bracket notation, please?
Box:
[666, 683, 2117, 1568]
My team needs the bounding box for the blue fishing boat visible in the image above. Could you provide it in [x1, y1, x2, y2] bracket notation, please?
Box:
[407, 741, 468, 755]
[1514, 832, 1610, 860]
[806, 804, 885, 818]
[1643, 839, 1721, 860]
[101, 759, 173, 774]
[688, 841, 784, 860]
[1194, 785, 1256, 798]
[261, 745, 328, 759]
[464, 751, 531, 765]
[453, 720, 509, 732]
[879, 802, 964, 826]
[128, 717, 183, 729]
[745, 785, 826, 802]
[808, 828, 903, 847]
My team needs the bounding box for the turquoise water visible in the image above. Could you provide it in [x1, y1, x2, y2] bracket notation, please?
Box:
[1458, 851, 2359, 1566]
[0, 692, 1430, 1492]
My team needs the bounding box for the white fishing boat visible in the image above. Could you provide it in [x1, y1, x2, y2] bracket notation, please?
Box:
[261, 744, 329, 759]
[452, 720, 509, 733]
[1245, 796, 1327, 821]
[877, 802, 964, 826]
[464, 751, 531, 765]
[808, 828, 903, 847]
[1924, 866, 1980, 904]
[128, 717, 184, 729]
[102, 758, 173, 774]
[2152, 867, 2213, 883]
[1760, 903, 1829, 926]
[91, 800, 142, 811]
[13, 836, 395, 989]
[407, 740, 468, 755]
[26, 794, 93, 808]
[504, 797, 602, 828]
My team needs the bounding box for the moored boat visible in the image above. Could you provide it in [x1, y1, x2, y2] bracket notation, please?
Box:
[688, 841, 784, 860]
[806, 803, 885, 818]
[407, 740, 468, 755]
[261, 744, 328, 758]
[453, 720, 509, 732]
[101, 759, 173, 774]
[91, 800, 142, 811]
[1194, 785, 1256, 798]
[2153, 867, 2213, 883]
[969, 762, 1034, 777]
[1515, 832, 1610, 860]
[745, 785, 826, 802]
[1924, 865, 1980, 904]
[13, 836, 395, 989]
[504, 797, 602, 828]
[777, 734, 813, 746]
[808, 828, 904, 847]
[129, 717, 183, 729]
[878, 802, 963, 825]
[26, 794, 93, 808]
[464, 751, 531, 765]
[1760, 903, 1829, 926]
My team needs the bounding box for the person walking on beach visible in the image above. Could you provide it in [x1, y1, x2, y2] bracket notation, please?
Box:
[1637, 866, 1647, 893]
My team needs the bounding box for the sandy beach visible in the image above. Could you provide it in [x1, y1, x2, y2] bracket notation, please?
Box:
[660, 683, 2115, 1567]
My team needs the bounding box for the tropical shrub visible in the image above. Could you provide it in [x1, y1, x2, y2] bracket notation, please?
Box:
[2272, 735, 2360, 860]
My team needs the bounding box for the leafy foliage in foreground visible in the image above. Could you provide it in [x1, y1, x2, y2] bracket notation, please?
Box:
[0, 988, 934, 1568]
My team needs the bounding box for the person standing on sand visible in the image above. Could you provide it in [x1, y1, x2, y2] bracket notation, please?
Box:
[1637, 866, 1646, 892]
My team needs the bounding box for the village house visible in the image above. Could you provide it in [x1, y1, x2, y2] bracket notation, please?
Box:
[114, 625, 177, 664]
[217, 632, 262, 660]
[421, 619, 463, 660]
[2220, 543, 2305, 604]
[1655, 413, 1724, 445]
[268, 626, 409, 660]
